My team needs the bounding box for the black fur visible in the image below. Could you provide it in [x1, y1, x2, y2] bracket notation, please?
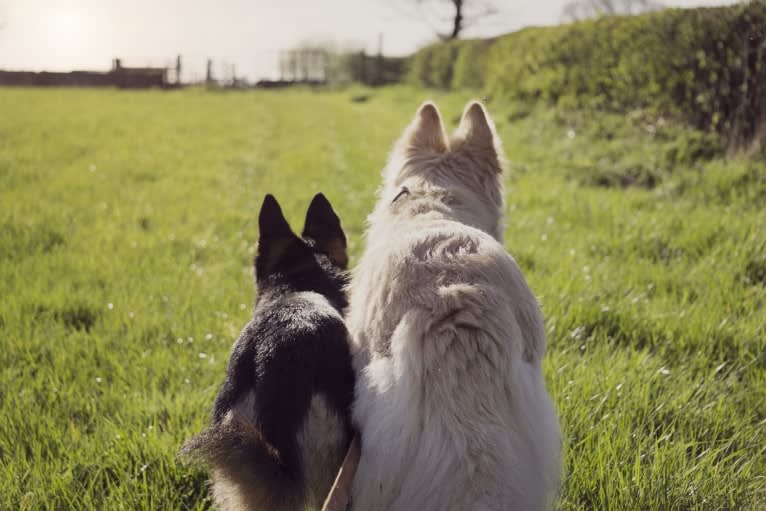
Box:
[181, 193, 355, 510]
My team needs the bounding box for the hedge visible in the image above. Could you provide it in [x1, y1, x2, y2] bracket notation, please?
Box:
[407, 2, 766, 147]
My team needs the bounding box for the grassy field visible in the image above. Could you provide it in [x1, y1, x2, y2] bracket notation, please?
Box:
[0, 86, 764, 510]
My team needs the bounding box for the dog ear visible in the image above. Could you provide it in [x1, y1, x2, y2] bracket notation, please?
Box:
[403, 101, 449, 154]
[255, 194, 301, 279]
[456, 101, 497, 149]
[302, 193, 348, 269]
[454, 101, 502, 171]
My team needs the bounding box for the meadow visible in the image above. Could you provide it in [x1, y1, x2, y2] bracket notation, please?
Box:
[0, 86, 764, 510]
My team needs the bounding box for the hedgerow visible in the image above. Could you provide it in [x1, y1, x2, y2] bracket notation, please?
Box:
[408, 2, 766, 148]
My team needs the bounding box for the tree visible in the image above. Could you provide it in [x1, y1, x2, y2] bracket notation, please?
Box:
[561, 0, 663, 22]
[396, 0, 504, 40]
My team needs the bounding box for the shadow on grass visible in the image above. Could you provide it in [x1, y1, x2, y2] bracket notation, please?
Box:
[0, 221, 65, 260]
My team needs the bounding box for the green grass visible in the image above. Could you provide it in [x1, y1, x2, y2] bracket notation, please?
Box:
[0, 86, 764, 510]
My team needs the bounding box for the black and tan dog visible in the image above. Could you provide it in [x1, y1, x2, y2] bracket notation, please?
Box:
[182, 193, 355, 511]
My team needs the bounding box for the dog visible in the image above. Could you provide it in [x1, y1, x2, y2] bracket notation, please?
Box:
[181, 193, 356, 511]
[347, 101, 561, 510]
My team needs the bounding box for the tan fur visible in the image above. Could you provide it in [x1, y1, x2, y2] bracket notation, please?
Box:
[181, 414, 304, 511]
[182, 395, 347, 511]
[323, 238, 349, 268]
[297, 394, 349, 509]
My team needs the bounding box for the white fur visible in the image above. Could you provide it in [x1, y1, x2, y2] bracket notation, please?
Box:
[349, 102, 561, 510]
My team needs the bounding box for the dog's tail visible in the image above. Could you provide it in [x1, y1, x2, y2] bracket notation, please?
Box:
[180, 415, 304, 511]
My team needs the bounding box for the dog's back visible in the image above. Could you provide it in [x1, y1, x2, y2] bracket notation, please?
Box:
[182, 194, 355, 511]
[348, 103, 561, 510]
[352, 223, 559, 510]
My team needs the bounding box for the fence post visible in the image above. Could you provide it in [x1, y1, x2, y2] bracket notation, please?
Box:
[206, 59, 214, 87]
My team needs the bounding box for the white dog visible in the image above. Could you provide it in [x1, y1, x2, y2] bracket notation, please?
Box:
[347, 101, 561, 510]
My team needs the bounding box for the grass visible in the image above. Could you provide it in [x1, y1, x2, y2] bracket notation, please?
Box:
[0, 85, 764, 510]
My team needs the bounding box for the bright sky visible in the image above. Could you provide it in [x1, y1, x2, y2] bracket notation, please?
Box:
[0, 0, 739, 80]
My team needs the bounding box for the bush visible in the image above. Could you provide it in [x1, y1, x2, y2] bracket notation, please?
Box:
[408, 3, 766, 147]
[451, 39, 494, 89]
[409, 41, 461, 89]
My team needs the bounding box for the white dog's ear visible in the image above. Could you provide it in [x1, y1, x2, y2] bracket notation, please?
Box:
[456, 101, 496, 150]
[404, 101, 448, 154]
[454, 101, 503, 172]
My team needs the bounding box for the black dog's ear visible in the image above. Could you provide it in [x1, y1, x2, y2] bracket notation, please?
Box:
[302, 193, 348, 269]
[255, 194, 301, 279]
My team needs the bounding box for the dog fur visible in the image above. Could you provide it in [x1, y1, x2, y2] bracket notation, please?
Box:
[348, 101, 561, 510]
[181, 193, 356, 511]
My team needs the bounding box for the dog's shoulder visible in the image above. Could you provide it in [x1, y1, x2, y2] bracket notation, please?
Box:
[390, 221, 511, 272]
[357, 220, 527, 315]
[253, 289, 344, 335]
[364, 220, 545, 361]
[212, 290, 351, 419]
[242, 291, 347, 364]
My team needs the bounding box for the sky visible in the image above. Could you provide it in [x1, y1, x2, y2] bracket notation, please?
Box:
[0, 0, 740, 81]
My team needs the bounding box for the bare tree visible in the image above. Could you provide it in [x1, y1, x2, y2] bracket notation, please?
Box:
[394, 0, 504, 40]
[562, 0, 663, 22]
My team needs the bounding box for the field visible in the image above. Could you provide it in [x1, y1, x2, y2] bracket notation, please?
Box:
[0, 86, 764, 510]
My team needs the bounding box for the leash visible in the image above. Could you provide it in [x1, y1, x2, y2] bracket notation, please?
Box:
[321, 435, 361, 511]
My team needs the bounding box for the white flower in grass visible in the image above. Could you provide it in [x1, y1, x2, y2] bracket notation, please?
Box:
[570, 326, 585, 340]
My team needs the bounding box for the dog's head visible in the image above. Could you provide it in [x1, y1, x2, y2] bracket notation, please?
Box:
[379, 101, 505, 240]
[254, 193, 348, 309]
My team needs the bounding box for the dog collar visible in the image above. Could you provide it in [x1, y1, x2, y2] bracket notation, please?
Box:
[391, 186, 410, 204]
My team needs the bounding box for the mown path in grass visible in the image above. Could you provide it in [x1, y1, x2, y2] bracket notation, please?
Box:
[0, 86, 764, 510]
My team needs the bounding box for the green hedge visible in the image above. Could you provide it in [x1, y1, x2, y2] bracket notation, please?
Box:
[408, 38, 495, 89]
[408, 40, 460, 89]
[408, 2, 766, 146]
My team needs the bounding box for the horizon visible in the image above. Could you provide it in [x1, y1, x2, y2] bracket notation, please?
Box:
[0, 0, 739, 81]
